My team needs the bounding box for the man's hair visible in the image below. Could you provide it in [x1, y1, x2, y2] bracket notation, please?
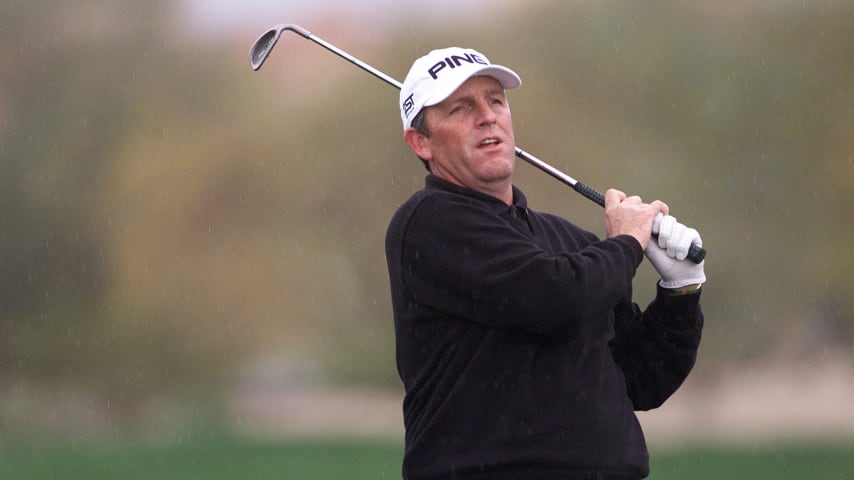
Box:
[411, 109, 431, 172]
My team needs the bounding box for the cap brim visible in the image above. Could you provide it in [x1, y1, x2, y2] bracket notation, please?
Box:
[422, 65, 522, 109]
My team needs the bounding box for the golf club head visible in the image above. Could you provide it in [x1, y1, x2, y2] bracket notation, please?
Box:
[249, 24, 312, 71]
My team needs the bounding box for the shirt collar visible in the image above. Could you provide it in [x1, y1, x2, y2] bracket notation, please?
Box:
[424, 174, 528, 215]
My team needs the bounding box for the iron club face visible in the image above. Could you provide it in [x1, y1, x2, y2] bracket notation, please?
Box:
[248, 27, 281, 71]
[249, 24, 313, 71]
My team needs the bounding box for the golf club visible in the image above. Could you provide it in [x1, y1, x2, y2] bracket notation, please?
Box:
[249, 23, 706, 264]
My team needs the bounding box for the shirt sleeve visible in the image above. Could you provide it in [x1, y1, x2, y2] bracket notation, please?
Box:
[609, 285, 704, 411]
[399, 192, 644, 336]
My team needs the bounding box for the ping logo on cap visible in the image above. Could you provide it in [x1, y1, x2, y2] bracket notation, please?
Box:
[427, 52, 489, 80]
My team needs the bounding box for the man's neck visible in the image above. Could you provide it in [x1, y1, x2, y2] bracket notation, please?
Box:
[432, 172, 514, 206]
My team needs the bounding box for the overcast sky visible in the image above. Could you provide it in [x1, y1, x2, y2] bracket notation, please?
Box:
[183, 0, 497, 31]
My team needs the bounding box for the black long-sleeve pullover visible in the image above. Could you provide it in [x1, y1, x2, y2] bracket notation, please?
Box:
[385, 175, 703, 480]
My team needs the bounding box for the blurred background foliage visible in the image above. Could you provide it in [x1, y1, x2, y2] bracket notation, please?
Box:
[1, 0, 852, 435]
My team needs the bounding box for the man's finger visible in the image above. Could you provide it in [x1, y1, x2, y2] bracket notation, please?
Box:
[658, 215, 677, 248]
[652, 213, 664, 235]
[605, 188, 627, 205]
[650, 200, 669, 217]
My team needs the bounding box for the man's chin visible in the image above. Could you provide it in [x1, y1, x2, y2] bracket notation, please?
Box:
[481, 161, 515, 182]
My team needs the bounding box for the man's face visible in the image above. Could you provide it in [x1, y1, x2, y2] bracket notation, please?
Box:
[410, 76, 516, 197]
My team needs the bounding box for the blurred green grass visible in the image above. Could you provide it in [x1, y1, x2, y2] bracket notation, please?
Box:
[648, 442, 854, 480]
[1, 435, 852, 479]
[0, 435, 403, 480]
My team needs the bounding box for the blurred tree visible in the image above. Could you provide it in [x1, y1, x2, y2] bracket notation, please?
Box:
[0, 0, 237, 430]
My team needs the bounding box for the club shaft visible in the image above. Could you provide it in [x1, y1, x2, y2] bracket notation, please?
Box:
[251, 24, 706, 264]
[310, 35, 403, 90]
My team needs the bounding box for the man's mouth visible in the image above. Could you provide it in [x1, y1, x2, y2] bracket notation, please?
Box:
[479, 138, 500, 147]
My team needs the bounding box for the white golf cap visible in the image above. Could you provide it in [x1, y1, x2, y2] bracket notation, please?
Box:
[399, 47, 521, 130]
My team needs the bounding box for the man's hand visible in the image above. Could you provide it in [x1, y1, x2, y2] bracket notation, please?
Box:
[604, 189, 668, 250]
[646, 213, 706, 289]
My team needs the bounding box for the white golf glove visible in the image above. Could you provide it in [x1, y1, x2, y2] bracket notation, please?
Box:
[646, 213, 706, 289]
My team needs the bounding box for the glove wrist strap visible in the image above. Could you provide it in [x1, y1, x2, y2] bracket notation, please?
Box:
[662, 283, 702, 296]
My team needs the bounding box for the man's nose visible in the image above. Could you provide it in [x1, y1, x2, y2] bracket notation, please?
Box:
[475, 101, 497, 126]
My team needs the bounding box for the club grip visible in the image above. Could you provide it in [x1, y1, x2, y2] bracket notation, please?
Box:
[687, 243, 706, 263]
[573, 181, 606, 207]
[573, 182, 706, 263]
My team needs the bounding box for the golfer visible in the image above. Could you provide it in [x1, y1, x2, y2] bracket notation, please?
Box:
[385, 47, 706, 479]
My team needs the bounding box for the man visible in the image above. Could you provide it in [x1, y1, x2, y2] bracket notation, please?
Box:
[385, 47, 705, 480]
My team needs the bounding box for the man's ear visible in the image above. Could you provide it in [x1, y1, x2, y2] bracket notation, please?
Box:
[404, 127, 432, 161]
